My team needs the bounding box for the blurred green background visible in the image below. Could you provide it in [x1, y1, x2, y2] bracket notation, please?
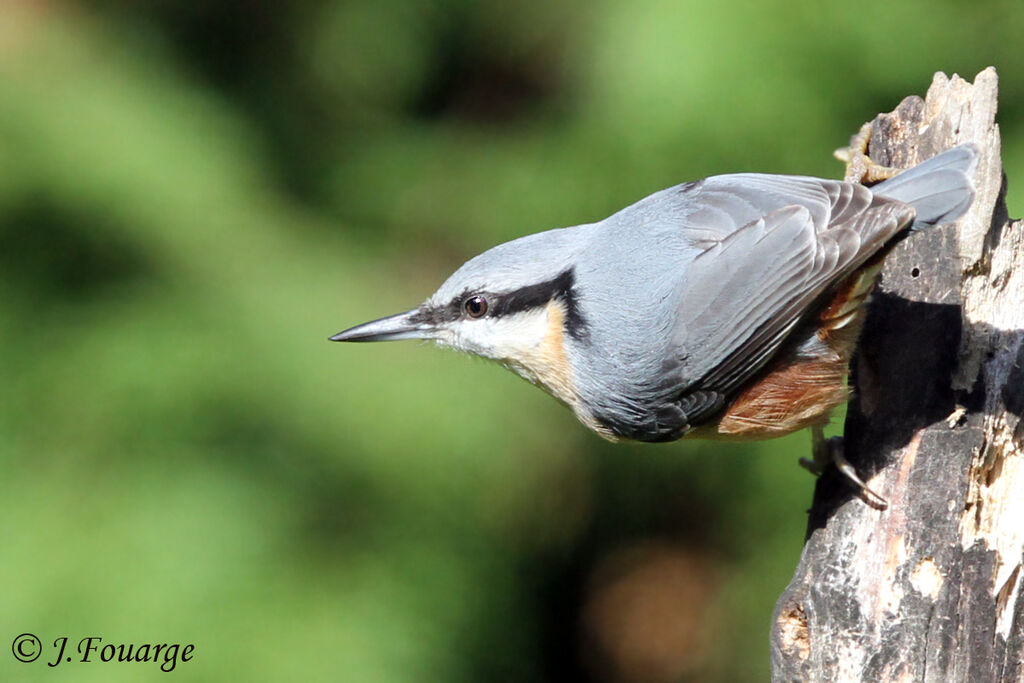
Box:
[1, 1, 1021, 681]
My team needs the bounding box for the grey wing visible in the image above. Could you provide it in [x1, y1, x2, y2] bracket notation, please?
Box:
[669, 174, 915, 426]
[670, 173, 883, 245]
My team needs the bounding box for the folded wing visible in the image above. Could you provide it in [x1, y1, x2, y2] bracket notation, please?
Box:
[670, 175, 914, 427]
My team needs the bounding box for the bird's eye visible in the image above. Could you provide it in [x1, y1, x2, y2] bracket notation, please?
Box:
[463, 295, 488, 318]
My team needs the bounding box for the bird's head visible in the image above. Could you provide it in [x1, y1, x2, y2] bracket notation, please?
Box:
[331, 227, 594, 408]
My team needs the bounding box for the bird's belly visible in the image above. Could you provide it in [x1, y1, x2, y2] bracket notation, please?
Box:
[706, 355, 851, 440]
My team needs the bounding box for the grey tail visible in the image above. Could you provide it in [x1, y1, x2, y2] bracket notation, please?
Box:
[873, 143, 978, 230]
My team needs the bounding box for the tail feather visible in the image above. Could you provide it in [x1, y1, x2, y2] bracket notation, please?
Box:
[873, 144, 978, 229]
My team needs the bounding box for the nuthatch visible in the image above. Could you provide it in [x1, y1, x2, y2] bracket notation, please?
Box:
[332, 145, 976, 504]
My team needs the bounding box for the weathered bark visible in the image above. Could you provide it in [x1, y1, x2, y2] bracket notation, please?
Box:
[771, 68, 1024, 682]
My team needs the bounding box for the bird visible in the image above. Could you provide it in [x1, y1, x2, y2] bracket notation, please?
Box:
[331, 144, 977, 506]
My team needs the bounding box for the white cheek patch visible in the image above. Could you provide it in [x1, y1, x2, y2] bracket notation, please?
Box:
[453, 308, 551, 360]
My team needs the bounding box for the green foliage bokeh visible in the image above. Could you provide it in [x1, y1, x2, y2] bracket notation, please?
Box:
[2, 2, 1021, 681]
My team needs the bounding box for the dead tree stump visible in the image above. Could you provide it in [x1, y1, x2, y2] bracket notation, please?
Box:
[771, 68, 1024, 682]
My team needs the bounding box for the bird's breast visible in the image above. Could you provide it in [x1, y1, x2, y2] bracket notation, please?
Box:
[502, 300, 617, 440]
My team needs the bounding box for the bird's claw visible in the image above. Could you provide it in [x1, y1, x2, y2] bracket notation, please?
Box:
[834, 122, 902, 185]
[807, 426, 888, 509]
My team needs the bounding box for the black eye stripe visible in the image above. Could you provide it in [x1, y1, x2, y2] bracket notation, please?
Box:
[490, 269, 589, 341]
[491, 269, 576, 317]
[410, 268, 589, 341]
[407, 304, 459, 327]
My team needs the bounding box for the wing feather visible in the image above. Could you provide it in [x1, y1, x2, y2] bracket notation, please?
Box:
[670, 176, 914, 425]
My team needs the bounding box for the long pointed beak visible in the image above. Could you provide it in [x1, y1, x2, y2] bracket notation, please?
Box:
[329, 309, 434, 343]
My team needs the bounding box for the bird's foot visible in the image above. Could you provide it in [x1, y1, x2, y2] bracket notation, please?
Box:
[800, 426, 888, 509]
[834, 122, 902, 185]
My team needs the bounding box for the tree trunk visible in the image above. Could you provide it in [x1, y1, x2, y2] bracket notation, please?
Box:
[771, 68, 1024, 682]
